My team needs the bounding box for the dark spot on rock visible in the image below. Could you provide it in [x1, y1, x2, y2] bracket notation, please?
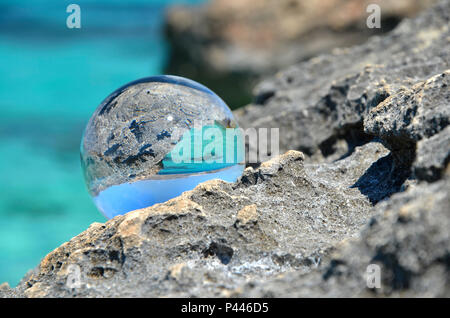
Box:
[87, 266, 118, 279]
[139, 143, 153, 152]
[89, 267, 104, 278]
[104, 144, 120, 156]
[156, 130, 171, 140]
[109, 250, 125, 265]
[254, 90, 275, 105]
[323, 259, 346, 280]
[142, 150, 156, 158]
[351, 153, 409, 204]
[397, 215, 410, 224]
[371, 250, 412, 290]
[368, 217, 378, 228]
[129, 120, 145, 142]
[122, 147, 156, 165]
[203, 241, 234, 265]
[122, 154, 146, 165]
[323, 94, 339, 112]
[319, 122, 373, 159]
[369, 91, 390, 109]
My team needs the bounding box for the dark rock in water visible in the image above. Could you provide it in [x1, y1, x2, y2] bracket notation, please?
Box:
[164, 0, 436, 108]
[2, 0, 449, 298]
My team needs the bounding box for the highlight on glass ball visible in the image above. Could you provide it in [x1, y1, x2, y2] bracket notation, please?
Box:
[81, 75, 245, 219]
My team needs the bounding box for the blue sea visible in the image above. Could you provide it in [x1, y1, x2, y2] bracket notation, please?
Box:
[0, 0, 205, 286]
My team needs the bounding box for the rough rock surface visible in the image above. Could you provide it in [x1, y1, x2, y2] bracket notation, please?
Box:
[165, 0, 436, 108]
[365, 71, 450, 181]
[1, 1, 449, 298]
[236, 0, 449, 185]
[241, 172, 450, 297]
[3, 147, 389, 297]
[414, 126, 450, 181]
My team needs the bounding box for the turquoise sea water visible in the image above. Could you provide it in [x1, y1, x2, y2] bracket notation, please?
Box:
[0, 0, 204, 286]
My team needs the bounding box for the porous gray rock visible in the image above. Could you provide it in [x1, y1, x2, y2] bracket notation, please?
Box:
[364, 70, 450, 174]
[240, 174, 450, 297]
[236, 0, 449, 192]
[414, 126, 450, 181]
[4, 147, 390, 297]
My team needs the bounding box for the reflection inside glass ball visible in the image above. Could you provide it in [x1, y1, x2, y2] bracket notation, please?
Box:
[81, 75, 244, 219]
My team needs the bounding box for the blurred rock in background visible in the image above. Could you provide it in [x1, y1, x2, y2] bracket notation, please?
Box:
[164, 0, 436, 109]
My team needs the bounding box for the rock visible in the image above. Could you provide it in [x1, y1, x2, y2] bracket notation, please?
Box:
[235, 204, 258, 227]
[3, 146, 390, 297]
[364, 70, 450, 173]
[164, 0, 436, 108]
[240, 176, 450, 297]
[414, 126, 450, 181]
[0, 283, 10, 291]
[236, 0, 449, 189]
[0, 282, 20, 298]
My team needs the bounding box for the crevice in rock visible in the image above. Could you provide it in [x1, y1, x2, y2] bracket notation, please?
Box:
[437, 253, 450, 272]
[87, 266, 118, 279]
[371, 250, 413, 291]
[351, 152, 411, 205]
[318, 121, 374, 160]
[202, 241, 234, 265]
[254, 90, 275, 105]
[322, 259, 346, 281]
[414, 151, 450, 182]
[353, 121, 418, 204]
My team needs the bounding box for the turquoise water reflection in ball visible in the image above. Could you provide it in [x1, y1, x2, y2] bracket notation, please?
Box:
[81, 76, 244, 219]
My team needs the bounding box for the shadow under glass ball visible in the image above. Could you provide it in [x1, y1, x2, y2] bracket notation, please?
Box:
[81, 75, 244, 219]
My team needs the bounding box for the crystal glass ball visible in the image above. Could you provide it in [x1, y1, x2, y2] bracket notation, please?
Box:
[81, 75, 244, 219]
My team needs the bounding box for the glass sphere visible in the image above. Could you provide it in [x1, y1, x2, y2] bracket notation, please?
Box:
[81, 75, 244, 219]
